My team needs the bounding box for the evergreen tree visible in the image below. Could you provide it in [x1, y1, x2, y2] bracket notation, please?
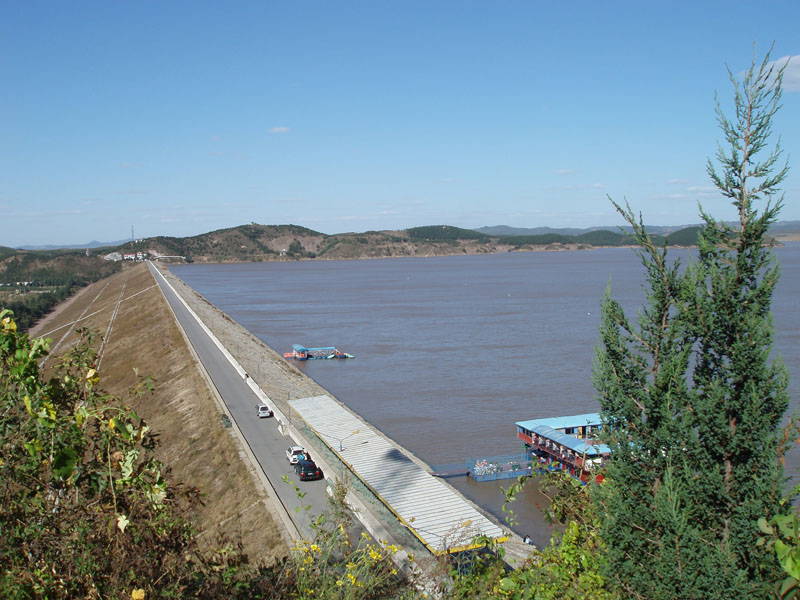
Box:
[593, 47, 791, 598]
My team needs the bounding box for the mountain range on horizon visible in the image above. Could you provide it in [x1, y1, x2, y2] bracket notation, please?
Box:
[14, 220, 800, 250]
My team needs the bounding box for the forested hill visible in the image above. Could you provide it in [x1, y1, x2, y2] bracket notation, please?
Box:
[109, 222, 709, 264]
[0, 248, 121, 330]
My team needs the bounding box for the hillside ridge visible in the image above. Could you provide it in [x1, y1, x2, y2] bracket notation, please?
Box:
[99, 222, 726, 264]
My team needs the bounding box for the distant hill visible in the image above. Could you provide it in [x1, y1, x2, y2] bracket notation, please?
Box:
[98, 221, 723, 264]
[17, 220, 799, 252]
[475, 220, 800, 239]
[16, 239, 130, 250]
[476, 224, 695, 237]
[113, 223, 498, 262]
[665, 226, 703, 246]
[0, 248, 122, 330]
[475, 225, 619, 236]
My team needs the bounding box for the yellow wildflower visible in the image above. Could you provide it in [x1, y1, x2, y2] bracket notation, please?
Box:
[2, 316, 16, 332]
[310, 543, 320, 553]
[131, 590, 145, 600]
[336, 580, 343, 587]
[346, 561, 356, 570]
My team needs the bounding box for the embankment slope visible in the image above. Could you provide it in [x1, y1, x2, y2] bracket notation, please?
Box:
[28, 262, 287, 563]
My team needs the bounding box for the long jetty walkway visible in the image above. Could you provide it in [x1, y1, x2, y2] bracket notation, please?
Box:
[290, 395, 508, 555]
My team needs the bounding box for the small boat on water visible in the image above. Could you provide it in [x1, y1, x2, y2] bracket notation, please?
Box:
[284, 344, 354, 360]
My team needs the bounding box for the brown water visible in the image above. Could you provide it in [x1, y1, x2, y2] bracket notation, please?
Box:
[171, 244, 800, 547]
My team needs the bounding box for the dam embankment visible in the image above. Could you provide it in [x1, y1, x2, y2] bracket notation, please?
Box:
[28, 263, 288, 564]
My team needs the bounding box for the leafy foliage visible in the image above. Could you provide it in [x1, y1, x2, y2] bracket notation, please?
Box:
[593, 47, 790, 598]
[758, 484, 800, 600]
[0, 312, 248, 597]
[0, 309, 417, 598]
[449, 472, 618, 600]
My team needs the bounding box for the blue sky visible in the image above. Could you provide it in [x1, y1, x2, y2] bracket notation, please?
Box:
[2, 2, 799, 247]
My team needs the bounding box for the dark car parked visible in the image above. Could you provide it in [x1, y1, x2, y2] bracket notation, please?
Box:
[295, 459, 323, 481]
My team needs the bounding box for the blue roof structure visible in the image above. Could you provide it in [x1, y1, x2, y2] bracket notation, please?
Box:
[526, 424, 610, 456]
[516, 413, 601, 432]
[516, 413, 610, 456]
[293, 344, 337, 352]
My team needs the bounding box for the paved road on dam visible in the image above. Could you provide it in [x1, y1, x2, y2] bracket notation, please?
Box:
[146, 262, 330, 541]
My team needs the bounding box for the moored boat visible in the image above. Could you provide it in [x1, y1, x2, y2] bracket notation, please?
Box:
[284, 344, 353, 360]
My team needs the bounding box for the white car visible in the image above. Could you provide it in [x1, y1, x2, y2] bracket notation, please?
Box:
[256, 404, 273, 418]
[286, 445, 307, 464]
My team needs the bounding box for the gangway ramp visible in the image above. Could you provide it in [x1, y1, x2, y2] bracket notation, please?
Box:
[289, 395, 508, 554]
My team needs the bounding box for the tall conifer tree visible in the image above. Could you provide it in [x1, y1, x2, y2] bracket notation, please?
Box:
[593, 48, 791, 598]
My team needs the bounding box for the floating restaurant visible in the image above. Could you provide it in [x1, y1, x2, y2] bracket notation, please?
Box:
[284, 344, 354, 360]
[515, 413, 610, 483]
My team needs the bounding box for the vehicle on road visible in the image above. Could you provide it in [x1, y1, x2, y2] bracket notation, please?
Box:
[294, 458, 317, 475]
[295, 459, 323, 481]
[286, 445, 307, 464]
[257, 404, 273, 418]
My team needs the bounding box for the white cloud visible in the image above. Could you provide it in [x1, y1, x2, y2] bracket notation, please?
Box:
[269, 126, 290, 134]
[771, 55, 800, 92]
[555, 168, 576, 175]
[591, 183, 605, 189]
[667, 178, 689, 185]
[687, 186, 716, 193]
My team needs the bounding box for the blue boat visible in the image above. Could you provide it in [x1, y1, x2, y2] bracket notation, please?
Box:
[284, 344, 354, 360]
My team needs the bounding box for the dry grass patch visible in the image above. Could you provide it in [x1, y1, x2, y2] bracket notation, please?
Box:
[29, 263, 287, 564]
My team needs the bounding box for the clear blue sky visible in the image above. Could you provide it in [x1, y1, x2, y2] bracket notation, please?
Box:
[2, 2, 799, 247]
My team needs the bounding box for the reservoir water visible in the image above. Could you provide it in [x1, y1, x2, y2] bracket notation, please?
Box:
[171, 244, 800, 547]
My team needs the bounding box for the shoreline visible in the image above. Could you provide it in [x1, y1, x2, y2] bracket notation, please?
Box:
[165, 243, 646, 265]
[170, 237, 798, 266]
